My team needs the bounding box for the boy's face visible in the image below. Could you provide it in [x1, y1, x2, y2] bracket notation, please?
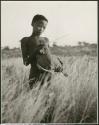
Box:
[33, 20, 48, 36]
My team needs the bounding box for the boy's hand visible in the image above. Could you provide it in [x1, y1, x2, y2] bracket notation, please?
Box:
[24, 61, 29, 66]
[39, 47, 47, 55]
[24, 58, 30, 66]
[54, 65, 63, 72]
[28, 45, 44, 62]
[39, 48, 45, 54]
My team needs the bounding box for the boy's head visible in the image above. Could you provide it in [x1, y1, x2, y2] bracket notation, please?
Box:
[31, 14, 48, 36]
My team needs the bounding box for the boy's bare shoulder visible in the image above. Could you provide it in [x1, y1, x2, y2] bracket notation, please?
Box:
[20, 37, 29, 43]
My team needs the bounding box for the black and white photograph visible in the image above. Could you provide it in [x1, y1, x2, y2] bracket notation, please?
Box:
[1, 1, 98, 124]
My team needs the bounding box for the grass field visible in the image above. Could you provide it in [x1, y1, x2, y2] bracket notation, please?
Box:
[1, 55, 97, 123]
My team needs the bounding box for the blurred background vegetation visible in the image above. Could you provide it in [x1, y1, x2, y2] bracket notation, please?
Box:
[1, 41, 97, 59]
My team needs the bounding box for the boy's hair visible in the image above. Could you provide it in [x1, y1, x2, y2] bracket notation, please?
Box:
[31, 14, 48, 26]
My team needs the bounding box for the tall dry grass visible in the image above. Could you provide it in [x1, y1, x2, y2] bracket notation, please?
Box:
[1, 56, 97, 123]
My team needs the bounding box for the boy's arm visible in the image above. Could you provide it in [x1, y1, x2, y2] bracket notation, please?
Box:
[45, 37, 63, 72]
[20, 37, 29, 66]
[52, 56, 63, 72]
[55, 57, 63, 72]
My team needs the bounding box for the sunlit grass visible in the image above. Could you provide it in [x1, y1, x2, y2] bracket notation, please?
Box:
[1, 56, 97, 123]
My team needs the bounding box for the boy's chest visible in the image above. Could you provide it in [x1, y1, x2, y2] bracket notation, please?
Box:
[28, 37, 47, 48]
[27, 37, 48, 54]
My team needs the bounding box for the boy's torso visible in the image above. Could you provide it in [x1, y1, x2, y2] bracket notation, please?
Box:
[21, 35, 51, 69]
[21, 36, 63, 77]
[26, 36, 49, 56]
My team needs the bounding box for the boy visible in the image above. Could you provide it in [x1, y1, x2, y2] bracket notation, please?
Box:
[20, 14, 63, 89]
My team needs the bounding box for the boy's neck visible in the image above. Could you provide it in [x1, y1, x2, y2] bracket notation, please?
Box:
[31, 32, 41, 37]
